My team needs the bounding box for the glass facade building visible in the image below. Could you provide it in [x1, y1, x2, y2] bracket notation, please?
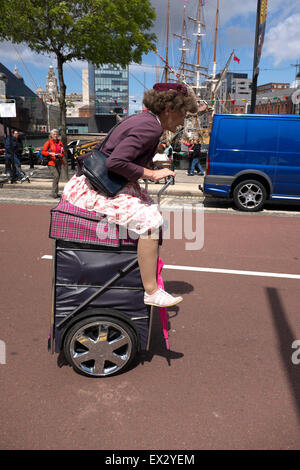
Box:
[89, 64, 129, 116]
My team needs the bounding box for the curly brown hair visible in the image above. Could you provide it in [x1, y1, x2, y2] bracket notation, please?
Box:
[143, 87, 198, 115]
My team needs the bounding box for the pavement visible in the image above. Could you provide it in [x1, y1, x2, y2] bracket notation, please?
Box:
[0, 164, 204, 198]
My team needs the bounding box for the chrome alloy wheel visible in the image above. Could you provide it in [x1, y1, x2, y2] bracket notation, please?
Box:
[67, 319, 134, 377]
[236, 182, 264, 209]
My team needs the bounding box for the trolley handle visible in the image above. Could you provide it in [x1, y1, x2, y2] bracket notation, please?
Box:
[157, 176, 174, 208]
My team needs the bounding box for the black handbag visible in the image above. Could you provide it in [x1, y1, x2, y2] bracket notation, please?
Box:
[40, 154, 49, 166]
[82, 149, 127, 197]
[82, 116, 135, 197]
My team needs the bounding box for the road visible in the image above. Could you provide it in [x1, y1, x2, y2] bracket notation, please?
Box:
[0, 202, 300, 450]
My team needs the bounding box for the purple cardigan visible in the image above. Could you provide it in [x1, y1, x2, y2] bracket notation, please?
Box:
[101, 112, 163, 182]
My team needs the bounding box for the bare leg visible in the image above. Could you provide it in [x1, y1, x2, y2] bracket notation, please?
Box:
[138, 230, 183, 307]
[137, 233, 159, 295]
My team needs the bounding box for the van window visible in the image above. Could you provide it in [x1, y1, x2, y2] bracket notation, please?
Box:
[217, 118, 246, 149]
[245, 119, 279, 151]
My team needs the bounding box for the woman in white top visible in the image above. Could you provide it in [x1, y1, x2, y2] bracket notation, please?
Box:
[153, 143, 170, 163]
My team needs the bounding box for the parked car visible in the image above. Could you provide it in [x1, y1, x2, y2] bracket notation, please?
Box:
[203, 113, 300, 211]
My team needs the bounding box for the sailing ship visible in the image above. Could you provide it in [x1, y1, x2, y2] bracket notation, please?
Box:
[157, 0, 235, 145]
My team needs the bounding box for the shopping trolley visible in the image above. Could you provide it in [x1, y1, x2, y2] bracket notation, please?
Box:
[48, 177, 174, 377]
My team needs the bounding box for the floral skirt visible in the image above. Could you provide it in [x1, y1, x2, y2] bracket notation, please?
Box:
[62, 175, 163, 235]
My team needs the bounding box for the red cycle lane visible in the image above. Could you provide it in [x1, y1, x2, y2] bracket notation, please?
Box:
[0, 204, 300, 450]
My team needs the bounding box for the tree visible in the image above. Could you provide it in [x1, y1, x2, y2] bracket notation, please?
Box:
[0, 0, 156, 179]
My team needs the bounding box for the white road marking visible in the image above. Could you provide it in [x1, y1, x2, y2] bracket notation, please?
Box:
[163, 265, 300, 280]
[41, 255, 300, 280]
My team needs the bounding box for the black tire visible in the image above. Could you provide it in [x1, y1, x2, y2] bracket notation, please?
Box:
[233, 179, 267, 212]
[63, 315, 138, 377]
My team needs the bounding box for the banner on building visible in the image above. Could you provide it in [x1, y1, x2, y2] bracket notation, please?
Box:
[0, 99, 16, 118]
[253, 0, 268, 76]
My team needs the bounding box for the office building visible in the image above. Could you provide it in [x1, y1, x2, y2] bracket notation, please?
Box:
[85, 63, 128, 132]
[92, 63, 128, 115]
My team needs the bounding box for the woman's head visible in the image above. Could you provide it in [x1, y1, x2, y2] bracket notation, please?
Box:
[143, 83, 198, 116]
[50, 129, 59, 140]
[157, 143, 166, 154]
[143, 83, 198, 132]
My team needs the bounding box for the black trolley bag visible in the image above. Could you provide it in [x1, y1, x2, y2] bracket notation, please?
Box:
[48, 198, 153, 378]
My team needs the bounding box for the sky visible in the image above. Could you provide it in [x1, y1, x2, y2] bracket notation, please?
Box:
[1, 0, 300, 113]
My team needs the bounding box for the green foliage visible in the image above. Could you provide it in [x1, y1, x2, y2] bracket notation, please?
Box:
[0, 0, 157, 66]
[0, 0, 157, 179]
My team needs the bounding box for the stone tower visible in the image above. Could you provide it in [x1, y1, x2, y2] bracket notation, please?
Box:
[46, 65, 59, 102]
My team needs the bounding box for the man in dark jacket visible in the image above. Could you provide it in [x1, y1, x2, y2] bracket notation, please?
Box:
[4, 130, 24, 182]
[188, 139, 205, 176]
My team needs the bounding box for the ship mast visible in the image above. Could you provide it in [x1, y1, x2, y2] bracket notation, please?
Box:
[188, 0, 208, 95]
[173, 3, 192, 81]
[208, 0, 220, 129]
[164, 0, 170, 82]
[211, 0, 219, 112]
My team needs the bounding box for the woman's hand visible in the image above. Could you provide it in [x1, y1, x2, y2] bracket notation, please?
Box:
[143, 167, 175, 182]
[152, 168, 176, 181]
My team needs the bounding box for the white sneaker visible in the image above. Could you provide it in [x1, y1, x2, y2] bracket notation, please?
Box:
[144, 288, 183, 307]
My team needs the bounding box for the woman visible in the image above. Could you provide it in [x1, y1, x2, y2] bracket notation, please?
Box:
[183, 138, 194, 175]
[164, 140, 174, 170]
[153, 143, 170, 164]
[63, 82, 198, 307]
[42, 129, 65, 198]
[189, 138, 205, 176]
[153, 143, 170, 184]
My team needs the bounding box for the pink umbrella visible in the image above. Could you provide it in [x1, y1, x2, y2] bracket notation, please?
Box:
[156, 257, 170, 350]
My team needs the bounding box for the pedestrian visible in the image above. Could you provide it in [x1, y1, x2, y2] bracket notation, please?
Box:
[63, 82, 199, 307]
[28, 145, 35, 169]
[164, 140, 174, 170]
[41, 129, 65, 198]
[4, 130, 24, 182]
[15, 131, 23, 161]
[153, 143, 170, 184]
[153, 143, 169, 165]
[188, 138, 205, 176]
[183, 138, 194, 175]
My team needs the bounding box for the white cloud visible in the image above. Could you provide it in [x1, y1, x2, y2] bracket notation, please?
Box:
[0, 41, 54, 66]
[1, 40, 87, 70]
[225, 26, 253, 47]
[264, 13, 300, 65]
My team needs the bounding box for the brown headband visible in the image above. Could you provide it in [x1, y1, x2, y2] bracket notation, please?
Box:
[153, 83, 187, 95]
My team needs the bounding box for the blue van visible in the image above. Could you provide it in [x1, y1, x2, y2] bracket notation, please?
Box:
[203, 113, 300, 211]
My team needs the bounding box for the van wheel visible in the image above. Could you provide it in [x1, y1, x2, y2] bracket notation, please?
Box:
[233, 180, 267, 212]
[63, 316, 138, 377]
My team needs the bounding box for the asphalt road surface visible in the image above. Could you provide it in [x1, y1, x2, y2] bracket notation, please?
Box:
[0, 203, 300, 450]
